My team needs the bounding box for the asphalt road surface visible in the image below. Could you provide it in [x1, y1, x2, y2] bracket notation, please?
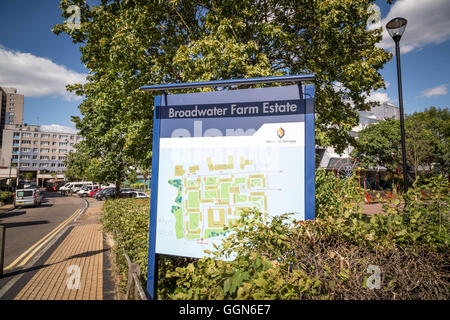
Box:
[0, 192, 85, 271]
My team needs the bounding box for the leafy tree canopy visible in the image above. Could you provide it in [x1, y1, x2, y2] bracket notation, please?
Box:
[351, 107, 449, 175]
[53, 0, 392, 180]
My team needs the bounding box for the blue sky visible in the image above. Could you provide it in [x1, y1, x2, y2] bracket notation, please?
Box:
[0, 0, 449, 133]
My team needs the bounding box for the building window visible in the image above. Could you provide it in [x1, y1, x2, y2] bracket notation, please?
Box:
[21, 140, 31, 144]
[59, 142, 67, 146]
[41, 134, 50, 139]
[40, 156, 49, 160]
[21, 148, 31, 152]
[40, 148, 50, 153]
[59, 135, 68, 139]
[51, 163, 56, 167]
[22, 132, 31, 137]
[59, 149, 67, 154]
[41, 163, 48, 167]
[20, 155, 31, 160]
[41, 141, 50, 146]
[20, 163, 29, 167]
[59, 156, 67, 161]
[52, 149, 57, 153]
[33, 148, 38, 152]
[58, 163, 65, 168]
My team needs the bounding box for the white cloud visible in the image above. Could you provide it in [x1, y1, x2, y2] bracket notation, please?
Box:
[41, 124, 78, 134]
[0, 46, 87, 100]
[420, 84, 448, 98]
[378, 0, 450, 54]
[332, 81, 393, 106]
[364, 91, 391, 104]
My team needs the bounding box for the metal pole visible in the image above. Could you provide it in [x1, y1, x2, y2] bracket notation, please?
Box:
[394, 37, 408, 193]
[0, 225, 5, 278]
[8, 158, 12, 190]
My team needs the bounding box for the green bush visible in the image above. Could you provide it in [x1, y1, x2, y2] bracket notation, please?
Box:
[0, 191, 14, 203]
[102, 198, 150, 292]
[102, 170, 449, 299]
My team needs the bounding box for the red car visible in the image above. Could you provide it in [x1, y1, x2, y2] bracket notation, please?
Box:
[89, 188, 102, 197]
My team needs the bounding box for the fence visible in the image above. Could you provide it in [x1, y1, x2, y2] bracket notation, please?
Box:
[114, 231, 148, 300]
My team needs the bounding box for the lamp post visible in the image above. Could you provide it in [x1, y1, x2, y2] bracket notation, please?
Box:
[386, 17, 408, 193]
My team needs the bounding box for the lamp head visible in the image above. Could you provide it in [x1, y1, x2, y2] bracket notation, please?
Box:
[386, 17, 407, 41]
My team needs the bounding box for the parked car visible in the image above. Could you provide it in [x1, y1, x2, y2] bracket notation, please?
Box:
[96, 188, 136, 200]
[14, 188, 42, 208]
[77, 185, 99, 197]
[89, 188, 102, 197]
[95, 188, 115, 201]
[128, 191, 150, 198]
[104, 189, 135, 200]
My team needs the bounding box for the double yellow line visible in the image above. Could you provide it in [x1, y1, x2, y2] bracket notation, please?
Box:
[4, 208, 81, 271]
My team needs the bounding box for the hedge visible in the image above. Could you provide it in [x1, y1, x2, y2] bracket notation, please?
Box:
[102, 171, 449, 299]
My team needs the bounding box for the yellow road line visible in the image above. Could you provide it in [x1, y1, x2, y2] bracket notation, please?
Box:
[4, 209, 81, 271]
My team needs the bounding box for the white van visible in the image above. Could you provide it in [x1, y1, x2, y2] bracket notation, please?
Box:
[14, 188, 42, 208]
[60, 181, 94, 193]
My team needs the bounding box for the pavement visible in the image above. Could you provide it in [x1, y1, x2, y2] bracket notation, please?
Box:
[0, 195, 116, 300]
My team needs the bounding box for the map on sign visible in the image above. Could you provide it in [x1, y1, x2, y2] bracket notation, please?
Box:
[167, 155, 272, 242]
[155, 120, 305, 259]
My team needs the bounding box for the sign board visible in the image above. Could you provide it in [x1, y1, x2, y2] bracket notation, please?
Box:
[143, 76, 315, 298]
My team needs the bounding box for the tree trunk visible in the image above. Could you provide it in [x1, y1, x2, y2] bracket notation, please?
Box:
[115, 180, 120, 199]
[142, 173, 147, 191]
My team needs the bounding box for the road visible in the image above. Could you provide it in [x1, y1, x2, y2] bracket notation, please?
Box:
[0, 192, 86, 272]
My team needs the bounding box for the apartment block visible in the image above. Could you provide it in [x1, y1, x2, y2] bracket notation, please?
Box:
[0, 123, 82, 173]
[0, 87, 24, 148]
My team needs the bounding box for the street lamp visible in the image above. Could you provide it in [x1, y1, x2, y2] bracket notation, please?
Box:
[386, 17, 408, 192]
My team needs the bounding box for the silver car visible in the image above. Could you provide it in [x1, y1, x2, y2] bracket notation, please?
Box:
[14, 188, 42, 208]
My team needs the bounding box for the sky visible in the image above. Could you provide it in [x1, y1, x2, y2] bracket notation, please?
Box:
[0, 0, 449, 134]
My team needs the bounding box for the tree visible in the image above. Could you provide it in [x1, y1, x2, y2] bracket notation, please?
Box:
[352, 108, 449, 178]
[407, 107, 449, 173]
[351, 118, 401, 171]
[405, 120, 438, 178]
[53, 0, 391, 179]
[64, 143, 91, 181]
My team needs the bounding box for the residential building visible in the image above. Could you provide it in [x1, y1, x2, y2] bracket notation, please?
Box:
[0, 123, 82, 174]
[0, 87, 24, 149]
[318, 101, 400, 170]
